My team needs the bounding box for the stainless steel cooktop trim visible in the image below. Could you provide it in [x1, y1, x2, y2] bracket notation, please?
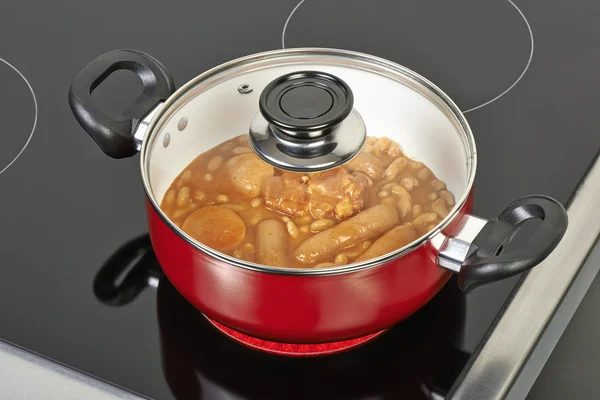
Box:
[448, 151, 600, 400]
[0, 339, 148, 400]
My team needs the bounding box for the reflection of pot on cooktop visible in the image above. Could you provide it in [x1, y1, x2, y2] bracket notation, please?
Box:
[93, 234, 469, 400]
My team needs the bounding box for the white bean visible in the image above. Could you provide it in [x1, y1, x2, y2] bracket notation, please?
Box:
[397, 198, 412, 220]
[400, 177, 414, 191]
[207, 156, 223, 172]
[384, 158, 408, 181]
[374, 137, 391, 152]
[177, 187, 190, 207]
[413, 213, 440, 233]
[232, 147, 252, 154]
[295, 215, 314, 225]
[204, 173, 213, 182]
[439, 190, 455, 207]
[417, 168, 431, 181]
[286, 221, 299, 239]
[391, 185, 412, 200]
[430, 179, 446, 191]
[334, 253, 348, 266]
[409, 161, 424, 170]
[310, 219, 335, 232]
[387, 142, 401, 157]
[250, 197, 263, 208]
[215, 194, 229, 203]
[412, 204, 422, 219]
[431, 198, 449, 218]
[180, 170, 192, 181]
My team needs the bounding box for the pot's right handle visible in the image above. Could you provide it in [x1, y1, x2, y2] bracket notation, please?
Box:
[457, 195, 568, 293]
[68, 49, 176, 158]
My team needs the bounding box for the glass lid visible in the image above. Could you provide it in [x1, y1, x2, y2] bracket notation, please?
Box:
[141, 48, 476, 272]
[144, 48, 474, 205]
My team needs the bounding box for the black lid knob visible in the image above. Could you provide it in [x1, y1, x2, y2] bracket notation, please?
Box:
[259, 71, 354, 137]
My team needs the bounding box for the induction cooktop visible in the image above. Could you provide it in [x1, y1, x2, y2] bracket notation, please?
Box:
[0, 0, 598, 399]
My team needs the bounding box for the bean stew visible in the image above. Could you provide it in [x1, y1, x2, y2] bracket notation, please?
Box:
[159, 135, 455, 268]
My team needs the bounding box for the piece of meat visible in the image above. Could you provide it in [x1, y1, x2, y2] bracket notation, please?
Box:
[307, 168, 369, 220]
[293, 204, 400, 265]
[354, 223, 418, 262]
[345, 151, 385, 180]
[263, 172, 310, 216]
[263, 168, 369, 220]
[256, 219, 288, 267]
[225, 154, 274, 197]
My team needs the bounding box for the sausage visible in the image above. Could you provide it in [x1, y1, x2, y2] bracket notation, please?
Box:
[293, 204, 399, 265]
[354, 223, 419, 262]
[256, 219, 288, 267]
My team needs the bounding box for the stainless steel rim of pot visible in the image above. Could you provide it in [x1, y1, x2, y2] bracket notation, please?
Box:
[139, 47, 477, 276]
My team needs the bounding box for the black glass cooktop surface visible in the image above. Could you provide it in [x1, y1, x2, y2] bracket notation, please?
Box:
[1, 0, 599, 399]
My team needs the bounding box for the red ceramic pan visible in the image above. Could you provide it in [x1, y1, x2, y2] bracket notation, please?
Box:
[70, 48, 567, 343]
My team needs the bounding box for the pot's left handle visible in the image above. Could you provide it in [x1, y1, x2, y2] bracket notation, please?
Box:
[68, 49, 176, 158]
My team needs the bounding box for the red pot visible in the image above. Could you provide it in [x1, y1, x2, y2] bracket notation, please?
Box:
[93, 237, 467, 397]
[71, 48, 568, 343]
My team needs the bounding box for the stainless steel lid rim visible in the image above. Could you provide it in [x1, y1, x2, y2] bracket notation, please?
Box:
[137, 47, 478, 276]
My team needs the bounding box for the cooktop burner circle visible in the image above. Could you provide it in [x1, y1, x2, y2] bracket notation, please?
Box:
[0, 57, 37, 176]
[282, 0, 533, 114]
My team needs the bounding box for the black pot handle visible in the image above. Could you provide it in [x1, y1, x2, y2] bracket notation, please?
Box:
[93, 234, 160, 306]
[458, 195, 568, 293]
[68, 49, 176, 158]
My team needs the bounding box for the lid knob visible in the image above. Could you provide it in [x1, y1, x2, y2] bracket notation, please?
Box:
[249, 71, 366, 172]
